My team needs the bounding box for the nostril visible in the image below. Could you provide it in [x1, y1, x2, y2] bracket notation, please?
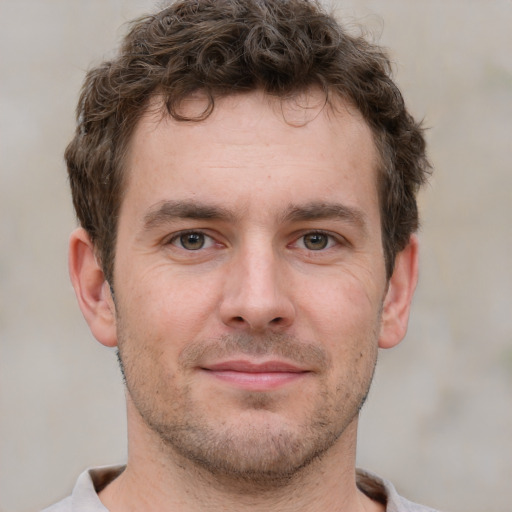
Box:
[270, 317, 283, 324]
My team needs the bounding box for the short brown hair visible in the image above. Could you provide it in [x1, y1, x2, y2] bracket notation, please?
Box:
[66, 0, 430, 283]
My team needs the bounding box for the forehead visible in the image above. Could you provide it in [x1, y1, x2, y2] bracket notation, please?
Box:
[128, 89, 377, 166]
[122, 89, 379, 222]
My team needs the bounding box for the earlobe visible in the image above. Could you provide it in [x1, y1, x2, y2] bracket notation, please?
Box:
[378, 235, 419, 349]
[68, 227, 118, 347]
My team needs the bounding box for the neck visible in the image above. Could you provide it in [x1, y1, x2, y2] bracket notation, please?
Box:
[99, 404, 383, 512]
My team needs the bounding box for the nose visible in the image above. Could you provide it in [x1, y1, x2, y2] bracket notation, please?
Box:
[219, 242, 296, 332]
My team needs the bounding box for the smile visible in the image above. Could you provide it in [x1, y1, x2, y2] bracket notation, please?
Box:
[200, 360, 311, 391]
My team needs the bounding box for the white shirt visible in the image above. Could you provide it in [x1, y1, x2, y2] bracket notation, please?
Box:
[42, 465, 441, 512]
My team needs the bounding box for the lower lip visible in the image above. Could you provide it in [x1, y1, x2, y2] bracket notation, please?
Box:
[204, 370, 308, 391]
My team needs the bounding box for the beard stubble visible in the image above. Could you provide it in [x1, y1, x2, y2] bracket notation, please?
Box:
[118, 330, 378, 487]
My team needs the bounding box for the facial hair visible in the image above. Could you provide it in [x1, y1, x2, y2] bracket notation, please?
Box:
[117, 325, 379, 487]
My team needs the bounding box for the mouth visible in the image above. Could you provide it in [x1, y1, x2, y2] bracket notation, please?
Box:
[199, 360, 311, 391]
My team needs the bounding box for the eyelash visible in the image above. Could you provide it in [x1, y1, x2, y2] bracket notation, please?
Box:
[291, 230, 343, 251]
[166, 229, 343, 252]
[167, 230, 217, 250]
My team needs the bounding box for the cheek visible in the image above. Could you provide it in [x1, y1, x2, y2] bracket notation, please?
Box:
[303, 274, 383, 339]
[121, 263, 223, 335]
[299, 274, 382, 384]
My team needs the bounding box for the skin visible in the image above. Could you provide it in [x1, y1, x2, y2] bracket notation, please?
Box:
[69, 89, 418, 512]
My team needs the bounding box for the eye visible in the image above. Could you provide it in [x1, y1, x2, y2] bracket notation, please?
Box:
[169, 231, 215, 250]
[296, 231, 338, 251]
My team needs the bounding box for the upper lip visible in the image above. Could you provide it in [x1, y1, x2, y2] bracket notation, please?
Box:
[202, 360, 309, 373]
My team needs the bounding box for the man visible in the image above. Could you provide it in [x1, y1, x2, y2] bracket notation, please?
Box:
[45, 0, 436, 510]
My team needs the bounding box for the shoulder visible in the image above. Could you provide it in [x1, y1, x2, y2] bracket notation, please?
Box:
[397, 496, 441, 512]
[40, 465, 124, 512]
[40, 495, 72, 512]
[356, 468, 442, 512]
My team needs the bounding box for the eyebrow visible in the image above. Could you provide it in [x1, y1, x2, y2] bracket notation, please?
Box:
[142, 199, 368, 234]
[143, 200, 237, 229]
[282, 202, 368, 233]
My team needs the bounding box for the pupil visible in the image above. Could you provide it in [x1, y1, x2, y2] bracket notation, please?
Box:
[305, 233, 327, 250]
[181, 233, 204, 250]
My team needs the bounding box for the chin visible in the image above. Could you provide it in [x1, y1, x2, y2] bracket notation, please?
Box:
[147, 406, 352, 486]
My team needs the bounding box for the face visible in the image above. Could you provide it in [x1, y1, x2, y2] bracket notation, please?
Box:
[112, 90, 389, 481]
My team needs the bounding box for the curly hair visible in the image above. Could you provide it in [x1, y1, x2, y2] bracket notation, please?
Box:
[66, 0, 430, 283]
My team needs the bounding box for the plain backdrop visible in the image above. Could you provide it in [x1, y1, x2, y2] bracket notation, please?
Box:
[1, 1, 511, 511]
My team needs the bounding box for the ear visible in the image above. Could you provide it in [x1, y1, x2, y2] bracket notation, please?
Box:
[68, 227, 118, 347]
[378, 234, 419, 349]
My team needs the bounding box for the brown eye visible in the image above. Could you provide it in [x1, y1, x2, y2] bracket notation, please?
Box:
[179, 232, 205, 250]
[302, 233, 329, 250]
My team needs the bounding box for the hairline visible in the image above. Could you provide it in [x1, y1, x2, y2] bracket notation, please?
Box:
[102, 86, 393, 287]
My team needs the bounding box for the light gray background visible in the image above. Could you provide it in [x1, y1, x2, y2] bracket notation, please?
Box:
[1, 1, 511, 511]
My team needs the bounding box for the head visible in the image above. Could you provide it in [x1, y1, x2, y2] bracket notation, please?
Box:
[66, 0, 430, 286]
[67, 0, 429, 487]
